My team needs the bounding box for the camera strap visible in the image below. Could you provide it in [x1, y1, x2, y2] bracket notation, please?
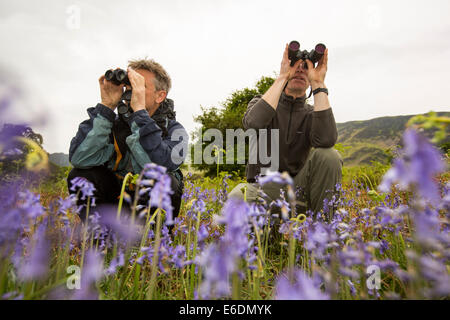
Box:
[112, 118, 132, 172]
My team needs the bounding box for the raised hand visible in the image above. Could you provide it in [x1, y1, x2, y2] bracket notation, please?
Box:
[99, 71, 124, 110]
[280, 43, 303, 80]
[305, 48, 328, 89]
[127, 67, 146, 112]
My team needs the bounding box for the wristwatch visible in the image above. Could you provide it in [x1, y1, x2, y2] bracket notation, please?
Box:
[312, 87, 329, 96]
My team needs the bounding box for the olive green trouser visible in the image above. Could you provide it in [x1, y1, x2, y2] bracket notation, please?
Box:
[228, 148, 343, 216]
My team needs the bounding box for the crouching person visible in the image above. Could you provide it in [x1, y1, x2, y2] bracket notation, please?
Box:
[67, 58, 188, 221]
[228, 43, 343, 221]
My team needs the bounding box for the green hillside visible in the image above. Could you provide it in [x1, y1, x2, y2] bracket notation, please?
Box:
[336, 112, 450, 166]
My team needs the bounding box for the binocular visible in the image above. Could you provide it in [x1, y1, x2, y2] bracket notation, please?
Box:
[288, 41, 326, 68]
[104, 68, 130, 86]
[104, 68, 133, 120]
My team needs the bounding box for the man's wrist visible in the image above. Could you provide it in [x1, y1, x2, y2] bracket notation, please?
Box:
[277, 74, 289, 83]
[310, 82, 326, 90]
[132, 106, 146, 112]
[131, 99, 146, 112]
[101, 101, 116, 110]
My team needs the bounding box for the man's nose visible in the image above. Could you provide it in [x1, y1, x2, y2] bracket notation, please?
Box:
[295, 60, 308, 71]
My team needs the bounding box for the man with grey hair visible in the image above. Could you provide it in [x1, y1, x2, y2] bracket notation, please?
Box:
[229, 44, 343, 219]
[67, 58, 188, 221]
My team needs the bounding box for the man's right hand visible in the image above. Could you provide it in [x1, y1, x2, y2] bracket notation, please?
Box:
[279, 43, 303, 81]
[99, 72, 124, 110]
[260, 45, 303, 110]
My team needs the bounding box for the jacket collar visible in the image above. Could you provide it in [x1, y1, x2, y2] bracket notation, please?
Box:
[280, 91, 307, 109]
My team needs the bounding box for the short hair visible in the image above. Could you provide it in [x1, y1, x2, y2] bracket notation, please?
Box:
[128, 58, 171, 93]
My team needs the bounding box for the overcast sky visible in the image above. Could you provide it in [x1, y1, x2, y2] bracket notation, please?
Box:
[0, 0, 449, 153]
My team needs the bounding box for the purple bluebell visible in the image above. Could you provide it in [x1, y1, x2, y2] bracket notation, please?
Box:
[18, 221, 50, 281]
[73, 250, 104, 300]
[141, 163, 174, 225]
[196, 198, 253, 298]
[347, 279, 357, 297]
[379, 129, 445, 204]
[170, 245, 186, 269]
[18, 190, 45, 220]
[257, 170, 293, 187]
[306, 222, 337, 259]
[105, 252, 125, 275]
[69, 176, 96, 201]
[197, 224, 209, 244]
[196, 242, 235, 299]
[275, 269, 329, 300]
[215, 198, 250, 258]
[96, 205, 141, 244]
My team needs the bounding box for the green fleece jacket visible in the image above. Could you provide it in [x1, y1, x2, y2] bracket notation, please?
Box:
[242, 92, 338, 182]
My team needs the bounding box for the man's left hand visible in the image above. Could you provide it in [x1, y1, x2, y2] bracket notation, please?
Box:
[305, 48, 328, 90]
[127, 67, 146, 112]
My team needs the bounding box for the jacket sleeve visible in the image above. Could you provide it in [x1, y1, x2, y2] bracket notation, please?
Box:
[309, 108, 338, 148]
[242, 95, 277, 130]
[125, 110, 189, 172]
[69, 104, 115, 169]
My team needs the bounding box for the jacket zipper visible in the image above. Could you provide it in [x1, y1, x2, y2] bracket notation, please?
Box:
[286, 106, 293, 143]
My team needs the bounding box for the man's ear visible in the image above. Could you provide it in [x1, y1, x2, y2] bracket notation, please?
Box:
[156, 90, 167, 104]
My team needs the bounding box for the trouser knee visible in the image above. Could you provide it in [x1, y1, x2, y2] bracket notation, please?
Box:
[310, 148, 343, 172]
[228, 183, 247, 200]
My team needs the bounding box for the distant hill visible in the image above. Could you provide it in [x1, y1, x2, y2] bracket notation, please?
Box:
[336, 112, 450, 166]
[49, 152, 70, 167]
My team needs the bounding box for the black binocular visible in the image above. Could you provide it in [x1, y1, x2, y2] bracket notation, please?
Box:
[104, 68, 133, 120]
[288, 41, 326, 68]
[104, 68, 130, 86]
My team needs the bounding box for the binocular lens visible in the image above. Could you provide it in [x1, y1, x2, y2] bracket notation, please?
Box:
[289, 41, 300, 51]
[116, 70, 127, 82]
[118, 104, 128, 114]
[315, 43, 326, 54]
[105, 70, 115, 81]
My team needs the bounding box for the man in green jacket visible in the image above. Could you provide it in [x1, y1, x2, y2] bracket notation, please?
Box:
[229, 44, 343, 219]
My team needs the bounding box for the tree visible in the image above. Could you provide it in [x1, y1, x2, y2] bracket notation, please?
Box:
[191, 76, 275, 177]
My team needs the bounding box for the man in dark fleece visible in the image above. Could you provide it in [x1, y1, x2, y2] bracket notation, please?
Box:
[68, 59, 188, 221]
[229, 44, 343, 219]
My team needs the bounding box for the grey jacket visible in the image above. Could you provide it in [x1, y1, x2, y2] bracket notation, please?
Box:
[242, 92, 338, 182]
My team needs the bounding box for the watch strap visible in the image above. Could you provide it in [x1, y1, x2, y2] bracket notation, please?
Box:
[312, 87, 328, 96]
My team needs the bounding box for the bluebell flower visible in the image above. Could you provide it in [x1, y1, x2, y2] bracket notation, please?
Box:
[275, 269, 329, 300]
[141, 163, 174, 226]
[215, 198, 250, 258]
[18, 221, 49, 281]
[197, 198, 253, 299]
[347, 279, 357, 296]
[197, 242, 235, 299]
[257, 170, 293, 187]
[96, 205, 141, 244]
[105, 251, 125, 275]
[379, 129, 445, 204]
[170, 245, 186, 269]
[69, 177, 96, 201]
[73, 250, 104, 300]
[197, 224, 209, 244]
[18, 190, 45, 220]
